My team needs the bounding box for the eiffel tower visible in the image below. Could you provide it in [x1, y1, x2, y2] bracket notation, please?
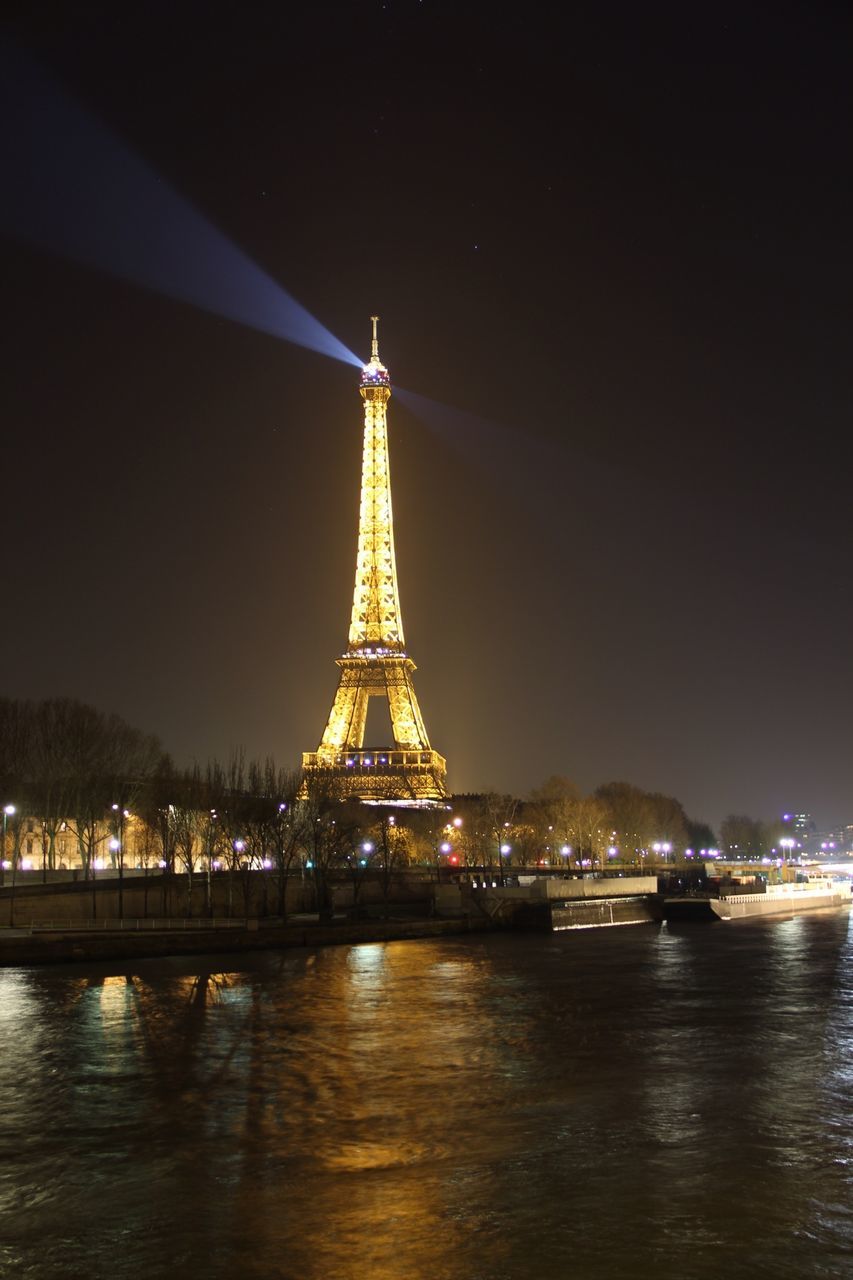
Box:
[301, 318, 447, 803]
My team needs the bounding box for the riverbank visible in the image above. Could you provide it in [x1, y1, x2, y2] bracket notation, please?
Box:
[0, 914, 494, 967]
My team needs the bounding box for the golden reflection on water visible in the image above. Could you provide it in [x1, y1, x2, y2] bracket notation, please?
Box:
[221, 941, 515, 1280]
[4, 922, 853, 1280]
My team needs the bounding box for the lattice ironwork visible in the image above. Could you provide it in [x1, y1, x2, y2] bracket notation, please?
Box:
[303, 318, 446, 803]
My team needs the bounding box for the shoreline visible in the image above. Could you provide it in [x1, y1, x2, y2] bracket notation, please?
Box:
[0, 915, 493, 968]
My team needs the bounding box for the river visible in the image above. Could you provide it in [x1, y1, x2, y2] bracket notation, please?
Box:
[1, 913, 852, 1279]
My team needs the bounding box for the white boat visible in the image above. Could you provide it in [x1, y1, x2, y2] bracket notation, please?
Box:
[663, 877, 852, 922]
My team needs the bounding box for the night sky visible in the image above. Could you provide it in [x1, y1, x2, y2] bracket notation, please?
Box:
[3, 2, 852, 833]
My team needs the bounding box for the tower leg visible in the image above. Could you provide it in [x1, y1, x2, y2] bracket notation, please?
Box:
[386, 664, 430, 749]
[318, 671, 369, 755]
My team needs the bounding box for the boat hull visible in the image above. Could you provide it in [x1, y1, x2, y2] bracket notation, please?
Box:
[663, 884, 851, 923]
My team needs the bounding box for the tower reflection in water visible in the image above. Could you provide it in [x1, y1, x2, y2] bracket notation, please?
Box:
[3, 921, 853, 1280]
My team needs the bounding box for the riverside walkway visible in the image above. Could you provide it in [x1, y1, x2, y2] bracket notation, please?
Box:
[0, 914, 489, 967]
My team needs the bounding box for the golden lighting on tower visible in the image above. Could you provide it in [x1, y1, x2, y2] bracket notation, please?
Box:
[302, 318, 446, 803]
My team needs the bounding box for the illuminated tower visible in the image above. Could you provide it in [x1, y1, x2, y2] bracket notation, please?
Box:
[301, 318, 447, 803]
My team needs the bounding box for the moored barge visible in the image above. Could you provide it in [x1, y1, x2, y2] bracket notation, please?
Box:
[663, 877, 851, 922]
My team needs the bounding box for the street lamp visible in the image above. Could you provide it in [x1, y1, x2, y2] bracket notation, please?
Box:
[204, 810, 218, 916]
[111, 803, 130, 919]
[4, 804, 16, 919]
[498, 841, 512, 888]
[2, 804, 14, 870]
[780, 837, 795, 864]
[2, 804, 15, 846]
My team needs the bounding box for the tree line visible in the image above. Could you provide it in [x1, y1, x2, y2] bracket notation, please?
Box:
[1, 695, 794, 910]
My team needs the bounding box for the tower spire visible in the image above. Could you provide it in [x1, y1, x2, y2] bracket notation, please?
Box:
[301, 317, 447, 803]
[361, 316, 389, 389]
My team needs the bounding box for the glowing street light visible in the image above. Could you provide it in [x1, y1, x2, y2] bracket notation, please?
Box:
[2, 804, 15, 870]
[110, 802, 130, 918]
[780, 837, 795, 861]
[3, 803, 17, 916]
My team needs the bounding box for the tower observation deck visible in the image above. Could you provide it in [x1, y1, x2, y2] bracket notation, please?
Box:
[301, 318, 447, 803]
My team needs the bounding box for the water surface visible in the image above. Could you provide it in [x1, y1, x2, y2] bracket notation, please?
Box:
[1, 914, 852, 1279]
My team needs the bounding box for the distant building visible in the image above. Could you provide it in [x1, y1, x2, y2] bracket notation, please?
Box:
[814, 826, 852, 857]
[782, 810, 816, 857]
[2, 814, 153, 873]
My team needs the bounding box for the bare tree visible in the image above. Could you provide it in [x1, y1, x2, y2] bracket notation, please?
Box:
[205, 754, 247, 918]
[29, 701, 79, 873]
[169, 765, 210, 916]
[367, 808, 410, 916]
[482, 792, 518, 884]
[136, 758, 182, 915]
[595, 781, 657, 868]
[720, 814, 771, 860]
[574, 795, 610, 870]
[258, 762, 306, 918]
[300, 776, 353, 921]
[530, 776, 584, 870]
[0, 697, 32, 805]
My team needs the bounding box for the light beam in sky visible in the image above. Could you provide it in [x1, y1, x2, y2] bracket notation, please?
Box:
[394, 387, 530, 457]
[0, 42, 361, 368]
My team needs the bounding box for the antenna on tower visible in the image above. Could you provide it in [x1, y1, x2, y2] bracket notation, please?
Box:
[370, 315, 380, 362]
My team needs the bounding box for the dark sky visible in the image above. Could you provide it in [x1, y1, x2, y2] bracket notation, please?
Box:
[3, 1, 852, 833]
